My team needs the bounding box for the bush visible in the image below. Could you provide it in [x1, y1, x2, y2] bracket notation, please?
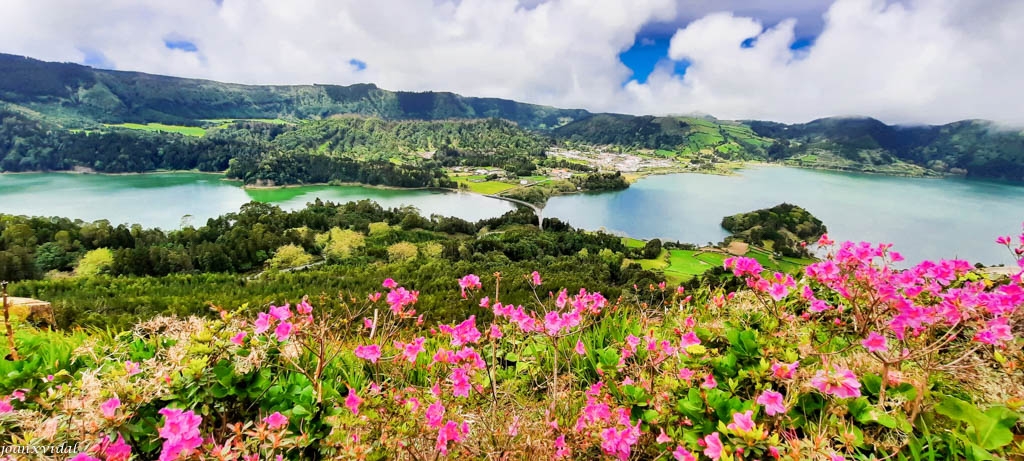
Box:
[75, 248, 113, 276]
[267, 244, 314, 269]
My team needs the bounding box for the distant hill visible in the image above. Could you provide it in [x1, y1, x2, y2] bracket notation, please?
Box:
[552, 113, 775, 160]
[3, 53, 1024, 181]
[0, 53, 588, 130]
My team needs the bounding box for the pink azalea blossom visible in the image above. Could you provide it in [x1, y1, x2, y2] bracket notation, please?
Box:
[673, 446, 696, 461]
[679, 331, 701, 349]
[771, 360, 799, 379]
[439, 315, 481, 346]
[382, 278, 397, 289]
[345, 388, 363, 415]
[727, 410, 756, 432]
[70, 455, 101, 461]
[811, 365, 862, 399]
[702, 432, 724, 460]
[861, 332, 888, 353]
[426, 400, 445, 428]
[230, 331, 247, 346]
[574, 340, 587, 355]
[555, 435, 570, 459]
[0, 397, 12, 414]
[254, 312, 273, 334]
[100, 397, 120, 419]
[531, 271, 542, 286]
[10, 389, 25, 401]
[157, 408, 203, 461]
[268, 304, 291, 321]
[757, 390, 787, 416]
[296, 299, 313, 315]
[702, 373, 717, 389]
[656, 428, 672, 444]
[263, 412, 288, 429]
[368, 292, 381, 302]
[274, 321, 293, 341]
[354, 344, 382, 363]
[458, 274, 482, 297]
[479, 296, 490, 308]
[394, 337, 425, 363]
[124, 361, 141, 376]
[489, 323, 503, 339]
[100, 433, 132, 461]
[435, 420, 468, 455]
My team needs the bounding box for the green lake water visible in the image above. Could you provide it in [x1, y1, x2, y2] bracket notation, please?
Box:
[0, 172, 514, 229]
[3, 167, 1024, 265]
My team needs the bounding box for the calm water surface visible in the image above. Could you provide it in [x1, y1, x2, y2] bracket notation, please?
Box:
[544, 166, 1024, 265]
[0, 173, 514, 229]
[3, 167, 1024, 265]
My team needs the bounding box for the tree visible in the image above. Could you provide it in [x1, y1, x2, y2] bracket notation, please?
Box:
[76, 248, 114, 276]
[387, 242, 418, 262]
[267, 244, 315, 270]
[316, 228, 365, 262]
[642, 238, 662, 259]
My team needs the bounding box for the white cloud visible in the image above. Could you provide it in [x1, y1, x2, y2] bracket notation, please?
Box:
[0, 0, 1022, 125]
[627, 0, 1024, 125]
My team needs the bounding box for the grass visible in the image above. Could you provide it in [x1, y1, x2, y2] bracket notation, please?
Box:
[452, 176, 518, 194]
[105, 123, 206, 137]
[622, 237, 646, 249]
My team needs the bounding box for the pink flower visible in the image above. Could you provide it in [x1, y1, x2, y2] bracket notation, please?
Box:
[383, 278, 397, 289]
[574, 340, 587, 355]
[259, 412, 286, 430]
[10, 389, 25, 401]
[345, 388, 363, 415]
[811, 366, 862, 399]
[679, 331, 701, 349]
[426, 400, 445, 428]
[274, 321, 293, 341]
[269, 304, 292, 321]
[479, 296, 490, 308]
[395, 337, 426, 363]
[254, 312, 273, 334]
[673, 446, 696, 461]
[296, 300, 313, 315]
[125, 361, 141, 376]
[489, 323, 503, 339]
[157, 408, 203, 461]
[757, 390, 787, 416]
[768, 283, 790, 301]
[861, 332, 888, 353]
[101, 433, 132, 461]
[458, 274, 482, 297]
[702, 373, 717, 389]
[974, 317, 1014, 345]
[439, 316, 481, 346]
[435, 420, 468, 455]
[678, 368, 695, 382]
[70, 455, 101, 461]
[702, 432, 724, 460]
[555, 434, 570, 459]
[100, 397, 120, 419]
[997, 235, 1012, 245]
[354, 344, 382, 363]
[727, 410, 755, 432]
[531, 271, 542, 286]
[771, 360, 799, 379]
[656, 428, 672, 444]
[0, 397, 12, 414]
[230, 331, 247, 346]
[368, 292, 382, 302]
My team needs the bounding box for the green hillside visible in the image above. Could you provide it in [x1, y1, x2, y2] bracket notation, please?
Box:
[0, 53, 588, 130]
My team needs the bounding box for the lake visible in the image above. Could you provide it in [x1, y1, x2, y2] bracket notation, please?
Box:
[545, 166, 1024, 266]
[2, 167, 1024, 265]
[0, 172, 515, 229]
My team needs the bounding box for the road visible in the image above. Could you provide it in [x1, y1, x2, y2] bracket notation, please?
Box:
[483, 194, 544, 230]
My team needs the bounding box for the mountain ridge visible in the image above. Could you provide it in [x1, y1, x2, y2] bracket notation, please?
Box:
[3, 53, 1024, 181]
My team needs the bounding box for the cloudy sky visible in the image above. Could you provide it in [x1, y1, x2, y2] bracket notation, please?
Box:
[1, 0, 1021, 125]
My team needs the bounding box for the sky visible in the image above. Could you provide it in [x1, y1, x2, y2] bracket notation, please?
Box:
[1, 0, 1022, 125]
